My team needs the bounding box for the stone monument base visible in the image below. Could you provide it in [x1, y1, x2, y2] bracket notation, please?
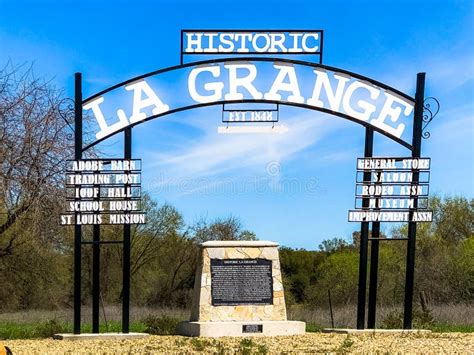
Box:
[177, 320, 305, 337]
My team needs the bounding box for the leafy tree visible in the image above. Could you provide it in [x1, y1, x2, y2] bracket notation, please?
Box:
[279, 247, 324, 303]
[318, 237, 352, 254]
[130, 195, 184, 276]
[380, 195, 473, 304]
[352, 229, 387, 248]
[191, 215, 256, 243]
[432, 196, 473, 243]
[307, 250, 360, 306]
[447, 237, 474, 301]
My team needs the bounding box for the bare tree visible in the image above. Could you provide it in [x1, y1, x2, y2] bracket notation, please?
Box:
[0, 62, 74, 257]
[129, 196, 185, 276]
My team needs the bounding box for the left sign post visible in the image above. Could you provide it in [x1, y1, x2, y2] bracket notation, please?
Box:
[73, 73, 82, 335]
[62, 73, 146, 335]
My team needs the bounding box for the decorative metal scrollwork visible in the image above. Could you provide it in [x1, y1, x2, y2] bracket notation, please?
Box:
[58, 98, 75, 140]
[422, 97, 440, 139]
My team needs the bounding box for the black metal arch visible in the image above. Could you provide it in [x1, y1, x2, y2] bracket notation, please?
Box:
[82, 57, 415, 152]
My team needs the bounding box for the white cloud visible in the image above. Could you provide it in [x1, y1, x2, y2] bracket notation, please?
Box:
[143, 111, 345, 184]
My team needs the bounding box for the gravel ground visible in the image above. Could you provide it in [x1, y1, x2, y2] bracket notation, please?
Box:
[4, 332, 474, 354]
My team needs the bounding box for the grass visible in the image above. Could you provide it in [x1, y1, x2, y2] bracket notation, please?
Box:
[0, 320, 147, 340]
[239, 338, 268, 355]
[143, 315, 181, 335]
[0, 304, 471, 340]
[0, 306, 185, 339]
[336, 335, 354, 354]
[430, 324, 474, 333]
[306, 322, 324, 332]
[190, 338, 212, 351]
[287, 303, 474, 331]
[0, 306, 188, 324]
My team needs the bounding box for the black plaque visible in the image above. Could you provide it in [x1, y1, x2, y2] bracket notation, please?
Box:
[211, 258, 273, 306]
[242, 324, 263, 333]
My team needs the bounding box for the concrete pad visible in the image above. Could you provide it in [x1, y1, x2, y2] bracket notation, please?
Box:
[53, 332, 149, 341]
[177, 320, 305, 337]
[322, 328, 431, 334]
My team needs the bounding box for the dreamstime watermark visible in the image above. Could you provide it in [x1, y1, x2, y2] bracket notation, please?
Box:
[266, 161, 281, 177]
[143, 161, 327, 197]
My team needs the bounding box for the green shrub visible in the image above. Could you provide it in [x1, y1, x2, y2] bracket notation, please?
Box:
[381, 308, 434, 329]
[143, 315, 180, 335]
[190, 338, 211, 351]
[214, 340, 227, 355]
[35, 320, 66, 338]
[306, 322, 323, 332]
[238, 338, 268, 355]
[256, 343, 269, 354]
[336, 335, 354, 354]
[239, 338, 254, 355]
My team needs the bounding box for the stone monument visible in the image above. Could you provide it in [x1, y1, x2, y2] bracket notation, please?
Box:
[178, 240, 305, 337]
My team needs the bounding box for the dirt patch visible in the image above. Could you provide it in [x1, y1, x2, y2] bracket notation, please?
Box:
[4, 332, 473, 354]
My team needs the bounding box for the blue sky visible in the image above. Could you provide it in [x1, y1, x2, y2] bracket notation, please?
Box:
[1, 0, 473, 249]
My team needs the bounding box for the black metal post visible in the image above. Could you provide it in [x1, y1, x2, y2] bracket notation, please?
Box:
[122, 127, 132, 333]
[356, 127, 373, 329]
[328, 289, 335, 329]
[92, 224, 100, 333]
[73, 73, 82, 334]
[367, 221, 380, 328]
[403, 73, 425, 329]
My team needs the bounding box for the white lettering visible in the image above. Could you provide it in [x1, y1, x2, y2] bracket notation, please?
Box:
[185, 33, 204, 52]
[109, 200, 139, 211]
[218, 33, 234, 52]
[371, 92, 413, 138]
[302, 33, 319, 52]
[203, 33, 218, 53]
[118, 80, 169, 124]
[252, 33, 271, 53]
[307, 70, 350, 111]
[235, 33, 252, 53]
[109, 213, 146, 224]
[224, 64, 263, 100]
[188, 66, 224, 103]
[264, 63, 304, 103]
[84, 97, 128, 140]
[288, 33, 303, 53]
[343, 81, 380, 121]
[269, 33, 287, 52]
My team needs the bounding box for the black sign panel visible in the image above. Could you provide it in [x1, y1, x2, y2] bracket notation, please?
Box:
[222, 108, 279, 123]
[211, 259, 273, 306]
[180, 30, 324, 64]
[60, 159, 145, 225]
[348, 156, 433, 222]
[242, 324, 263, 333]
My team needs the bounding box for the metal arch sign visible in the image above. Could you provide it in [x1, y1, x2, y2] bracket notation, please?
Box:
[82, 57, 415, 151]
[69, 29, 436, 335]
